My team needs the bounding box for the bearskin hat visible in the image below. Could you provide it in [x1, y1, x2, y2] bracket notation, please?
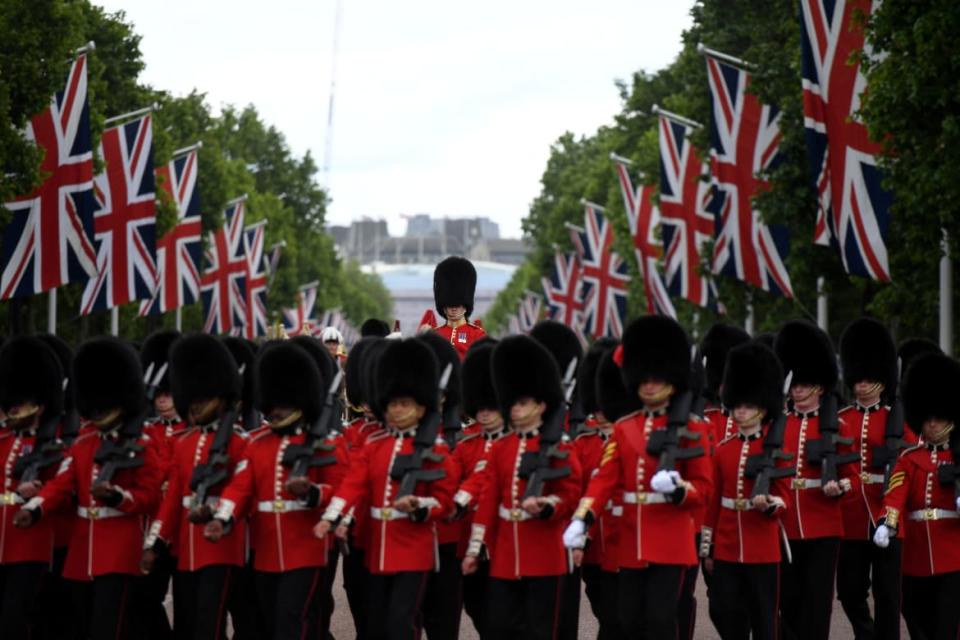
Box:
[722, 342, 784, 421]
[374, 338, 440, 415]
[169, 334, 241, 420]
[360, 318, 391, 338]
[839, 318, 898, 399]
[700, 324, 751, 403]
[74, 337, 144, 420]
[363, 339, 392, 421]
[36, 334, 73, 411]
[222, 336, 257, 410]
[579, 338, 618, 416]
[754, 332, 776, 351]
[902, 353, 960, 433]
[620, 316, 692, 394]
[345, 337, 379, 408]
[596, 347, 641, 422]
[256, 341, 324, 424]
[491, 335, 563, 421]
[898, 338, 942, 381]
[140, 330, 180, 394]
[416, 331, 462, 409]
[290, 335, 337, 391]
[434, 256, 477, 319]
[0, 336, 64, 417]
[774, 320, 837, 389]
[461, 341, 497, 418]
[529, 320, 584, 378]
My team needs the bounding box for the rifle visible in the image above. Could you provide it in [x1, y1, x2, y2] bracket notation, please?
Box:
[441, 374, 462, 451]
[282, 370, 344, 478]
[745, 372, 797, 498]
[874, 396, 907, 490]
[13, 411, 67, 483]
[391, 363, 453, 498]
[647, 390, 705, 473]
[519, 357, 578, 500]
[805, 391, 860, 486]
[188, 404, 239, 507]
[937, 433, 960, 502]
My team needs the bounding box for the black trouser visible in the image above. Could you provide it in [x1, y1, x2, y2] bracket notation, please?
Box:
[677, 560, 700, 640]
[255, 567, 323, 640]
[317, 545, 340, 640]
[133, 546, 175, 640]
[0, 561, 47, 639]
[366, 571, 429, 640]
[172, 565, 234, 640]
[902, 572, 960, 640]
[462, 559, 490, 637]
[78, 573, 134, 640]
[422, 543, 462, 640]
[486, 575, 563, 640]
[342, 547, 369, 639]
[581, 565, 625, 640]
[618, 564, 684, 638]
[558, 564, 580, 640]
[229, 554, 267, 640]
[780, 537, 839, 640]
[582, 563, 603, 629]
[36, 546, 74, 639]
[709, 560, 780, 640]
[837, 538, 903, 640]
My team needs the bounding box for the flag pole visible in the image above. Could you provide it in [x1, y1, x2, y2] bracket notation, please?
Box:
[579, 198, 605, 211]
[47, 289, 57, 334]
[651, 104, 704, 129]
[696, 43, 755, 70]
[104, 103, 159, 126]
[940, 229, 953, 356]
[175, 307, 183, 332]
[745, 289, 755, 336]
[816, 276, 829, 331]
[171, 141, 203, 157]
[110, 307, 119, 336]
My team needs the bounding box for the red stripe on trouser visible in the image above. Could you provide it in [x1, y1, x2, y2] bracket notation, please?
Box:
[411, 573, 429, 640]
[214, 566, 233, 640]
[115, 579, 129, 640]
[551, 577, 563, 640]
[298, 569, 322, 640]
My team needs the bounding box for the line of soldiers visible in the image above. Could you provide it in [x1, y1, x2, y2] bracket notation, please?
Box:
[0, 256, 957, 639]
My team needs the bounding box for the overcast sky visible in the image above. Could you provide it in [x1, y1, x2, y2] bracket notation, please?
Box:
[98, 1, 695, 238]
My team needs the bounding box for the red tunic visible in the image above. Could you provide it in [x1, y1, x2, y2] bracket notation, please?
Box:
[578, 410, 713, 568]
[705, 407, 735, 445]
[340, 418, 383, 551]
[574, 428, 611, 566]
[434, 321, 486, 360]
[0, 430, 57, 565]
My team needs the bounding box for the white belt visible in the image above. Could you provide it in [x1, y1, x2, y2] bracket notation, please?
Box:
[622, 491, 668, 505]
[790, 478, 823, 490]
[256, 499, 310, 514]
[498, 505, 535, 522]
[0, 492, 24, 506]
[859, 472, 885, 485]
[908, 508, 960, 522]
[77, 505, 125, 520]
[610, 506, 624, 517]
[721, 497, 754, 511]
[370, 506, 408, 521]
[181, 495, 219, 509]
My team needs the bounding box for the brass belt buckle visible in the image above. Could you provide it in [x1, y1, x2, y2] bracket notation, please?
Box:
[792, 478, 806, 490]
[637, 493, 648, 505]
[88, 506, 99, 519]
[511, 508, 523, 521]
[273, 499, 286, 513]
[1, 493, 16, 505]
[735, 498, 748, 511]
[924, 508, 938, 521]
[860, 472, 871, 483]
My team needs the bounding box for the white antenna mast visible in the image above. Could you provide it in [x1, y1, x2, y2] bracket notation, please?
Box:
[322, 0, 344, 187]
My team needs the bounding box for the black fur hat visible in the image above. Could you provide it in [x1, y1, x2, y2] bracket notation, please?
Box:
[774, 320, 837, 389]
[754, 332, 776, 351]
[290, 335, 337, 392]
[722, 342, 784, 421]
[579, 338, 618, 416]
[596, 347, 641, 422]
[461, 341, 497, 417]
[363, 339, 392, 421]
[529, 320, 584, 377]
[898, 338, 942, 381]
[36, 334, 73, 411]
[491, 335, 563, 422]
[416, 331, 462, 409]
[0, 336, 64, 417]
[140, 330, 180, 394]
[74, 337, 144, 420]
[839, 318, 898, 399]
[169, 334, 241, 420]
[222, 336, 257, 410]
[434, 256, 477, 319]
[256, 341, 323, 423]
[360, 318, 391, 338]
[700, 324, 751, 403]
[375, 338, 440, 415]
[620, 316, 692, 394]
[345, 336, 379, 408]
[902, 353, 960, 433]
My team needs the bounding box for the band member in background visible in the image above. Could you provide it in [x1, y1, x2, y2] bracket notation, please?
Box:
[321, 327, 347, 364]
[428, 256, 485, 359]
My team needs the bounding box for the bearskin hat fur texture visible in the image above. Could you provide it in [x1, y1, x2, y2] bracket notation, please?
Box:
[169, 334, 241, 420]
[74, 337, 144, 420]
[491, 335, 563, 422]
[434, 256, 477, 319]
[36, 334, 73, 411]
[256, 341, 323, 423]
[721, 342, 784, 421]
[596, 347, 641, 423]
[0, 336, 64, 416]
[774, 320, 837, 389]
[620, 316, 692, 394]
[345, 337, 379, 407]
[416, 331, 462, 409]
[461, 341, 498, 418]
[222, 336, 257, 409]
[898, 338, 942, 381]
[374, 338, 440, 415]
[529, 320, 584, 379]
[363, 339, 392, 421]
[290, 336, 336, 391]
[140, 330, 180, 393]
[700, 324, 751, 402]
[360, 318, 391, 338]
[902, 353, 960, 433]
[579, 338, 618, 416]
[839, 318, 898, 399]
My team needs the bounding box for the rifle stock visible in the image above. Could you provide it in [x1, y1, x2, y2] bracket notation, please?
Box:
[283, 371, 344, 479]
[746, 412, 796, 498]
[647, 390, 704, 473]
[805, 392, 859, 485]
[189, 406, 239, 506]
[390, 364, 452, 498]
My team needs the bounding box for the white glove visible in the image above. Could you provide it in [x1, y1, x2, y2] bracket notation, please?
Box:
[563, 520, 587, 549]
[956, 496, 960, 512]
[651, 469, 681, 494]
[873, 524, 891, 548]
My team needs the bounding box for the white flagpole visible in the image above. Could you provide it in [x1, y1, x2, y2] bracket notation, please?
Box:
[175, 307, 183, 332]
[816, 276, 829, 331]
[941, 229, 953, 356]
[745, 290, 755, 336]
[110, 307, 119, 336]
[104, 103, 159, 126]
[47, 290, 57, 334]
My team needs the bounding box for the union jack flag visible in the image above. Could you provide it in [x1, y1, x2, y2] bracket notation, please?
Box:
[568, 202, 630, 339]
[541, 250, 587, 345]
[238, 220, 268, 339]
[201, 199, 247, 334]
[282, 281, 318, 336]
[507, 314, 521, 336]
[140, 147, 203, 316]
[81, 115, 157, 313]
[612, 154, 677, 318]
[704, 53, 794, 298]
[657, 111, 721, 310]
[1, 53, 98, 299]
[517, 291, 542, 333]
[264, 240, 285, 288]
[800, 0, 892, 281]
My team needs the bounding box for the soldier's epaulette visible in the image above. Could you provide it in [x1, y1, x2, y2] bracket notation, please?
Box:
[900, 443, 923, 457]
[467, 320, 482, 329]
[249, 429, 272, 443]
[616, 409, 644, 423]
[0, 430, 13, 441]
[74, 430, 98, 444]
[575, 429, 600, 441]
[458, 430, 481, 444]
[366, 430, 391, 444]
[838, 404, 856, 414]
[718, 433, 738, 447]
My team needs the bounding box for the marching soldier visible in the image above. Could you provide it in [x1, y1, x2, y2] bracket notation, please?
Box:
[360, 318, 391, 338]
[563, 316, 713, 638]
[874, 352, 960, 638]
[837, 318, 913, 640]
[315, 338, 457, 640]
[15, 337, 164, 640]
[699, 342, 790, 640]
[428, 256, 486, 359]
[700, 324, 751, 442]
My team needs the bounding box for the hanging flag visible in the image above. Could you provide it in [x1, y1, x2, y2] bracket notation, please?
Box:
[140, 146, 203, 316]
[282, 281, 319, 336]
[507, 314, 521, 336]
[239, 221, 268, 338]
[80, 114, 157, 314]
[541, 250, 585, 333]
[200, 199, 247, 334]
[611, 154, 677, 318]
[657, 109, 721, 311]
[1, 53, 97, 299]
[800, 0, 892, 281]
[568, 203, 630, 339]
[517, 290, 542, 333]
[703, 51, 795, 298]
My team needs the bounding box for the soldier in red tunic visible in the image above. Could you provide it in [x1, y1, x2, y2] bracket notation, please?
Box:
[428, 256, 486, 359]
[563, 316, 713, 638]
[700, 324, 751, 444]
[700, 341, 790, 640]
[874, 353, 960, 638]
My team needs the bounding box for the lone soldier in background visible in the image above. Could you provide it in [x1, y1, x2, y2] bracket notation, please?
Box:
[426, 256, 486, 359]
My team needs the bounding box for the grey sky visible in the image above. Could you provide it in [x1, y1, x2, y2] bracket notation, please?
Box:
[98, 0, 695, 238]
